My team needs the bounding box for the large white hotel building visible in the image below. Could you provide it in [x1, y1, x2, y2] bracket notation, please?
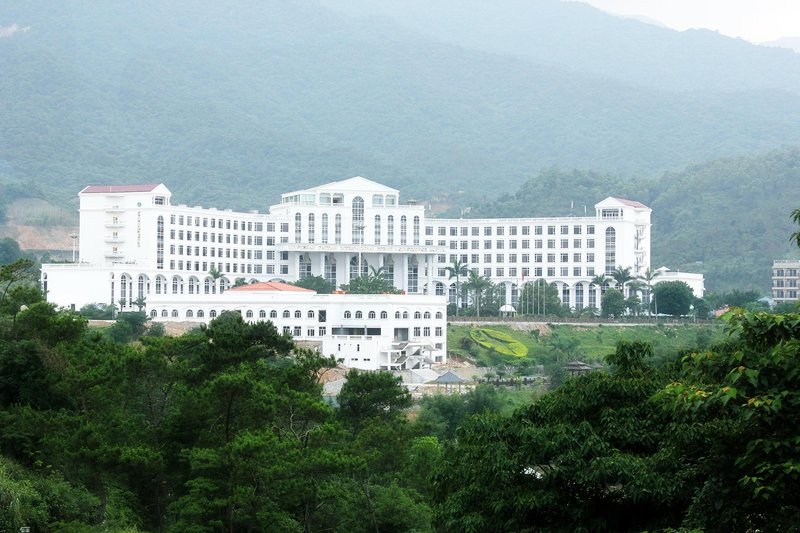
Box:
[42, 176, 698, 368]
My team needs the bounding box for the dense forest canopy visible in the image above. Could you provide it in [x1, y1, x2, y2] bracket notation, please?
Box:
[1, 253, 799, 530]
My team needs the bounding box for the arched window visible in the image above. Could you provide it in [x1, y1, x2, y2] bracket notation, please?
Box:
[150, 309, 157, 318]
[120, 274, 129, 304]
[188, 277, 197, 294]
[335, 214, 342, 244]
[308, 310, 315, 318]
[355, 311, 363, 319]
[414, 311, 421, 319]
[171, 309, 179, 318]
[395, 311, 401, 319]
[260, 310, 267, 318]
[381, 311, 388, 319]
[186, 310, 194, 318]
[387, 215, 394, 245]
[322, 213, 329, 244]
[308, 213, 315, 243]
[402, 311, 409, 319]
[436, 311, 443, 319]
[368, 311, 376, 319]
[352, 196, 364, 244]
[138, 275, 146, 299]
[413, 216, 420, 245]
[205, 277, 213, 294]
[374, 215, 381, 245]
[424, 311, 431, 319]
[172, 276, 182, 294]
[605, 227, 616, 275]
[161, 309, 168, 317]
[283, 310, 290, 318]
[246, 310, 254, 318]
[155, 276, 163, 295]
[324, 254, 337, 286]
[197, 310, 205, 318]
[299, 254, 311, 280]
[400, 215, 407, 245]
[270, 310, 278, 318]
[435, 281, 445, 296]
[209, 310, 217, 318]
[344, 311, 352, 319]
[294, 310, 302, 318]
[295, 212, 302, 243]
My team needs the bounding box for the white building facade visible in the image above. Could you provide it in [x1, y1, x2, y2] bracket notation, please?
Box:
[42, 176, 678, 318]
[141, 281, 446, 371]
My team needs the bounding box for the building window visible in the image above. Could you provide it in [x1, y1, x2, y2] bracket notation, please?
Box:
[335, 214, 342, 244]
[374, 215, 381, 245]
[352, 196, 365, 244]
[308, 213, 315, 243]
[344, 311, 352, 319]
[400, 216, 408, 245]
[283, 310, 291, 318]
[387, 215, 394, 245]
[413, 216, 420, 245]
[368, 311, 376, 319]
[605, 227, 616, 275]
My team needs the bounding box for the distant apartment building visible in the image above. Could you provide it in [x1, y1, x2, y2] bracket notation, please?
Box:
[772, 259, 800, 304]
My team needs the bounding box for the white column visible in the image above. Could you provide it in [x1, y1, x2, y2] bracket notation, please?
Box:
[426, 254, 433, 295]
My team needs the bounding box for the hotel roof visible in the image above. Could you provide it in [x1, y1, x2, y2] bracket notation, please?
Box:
[81, 184, 163, 194]
[228, 281, 316, 293]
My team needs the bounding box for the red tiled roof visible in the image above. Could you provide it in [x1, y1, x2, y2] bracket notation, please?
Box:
[228, 282, 316, 293]
[81, 184, 162, 194]
[611, 197, 648, 208]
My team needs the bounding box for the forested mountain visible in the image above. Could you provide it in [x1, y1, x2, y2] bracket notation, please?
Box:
[2, 0, 800, 212]
[471, 146, 800, 293]
[321, 0, 800, 94]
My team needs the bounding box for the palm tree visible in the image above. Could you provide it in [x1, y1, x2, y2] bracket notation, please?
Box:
[611, 266, 633, 296]
[464, 271, 492, 318]
[638, 267, 661, 317]
[445, 258, 469, 316]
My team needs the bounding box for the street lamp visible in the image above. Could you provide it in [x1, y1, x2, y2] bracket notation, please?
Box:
[69, 232, 78, 262]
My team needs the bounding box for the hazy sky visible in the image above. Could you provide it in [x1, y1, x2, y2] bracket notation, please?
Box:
[577, 0, 800, 42]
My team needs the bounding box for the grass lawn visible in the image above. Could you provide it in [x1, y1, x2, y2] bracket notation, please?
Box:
[447, 322, 725, 370]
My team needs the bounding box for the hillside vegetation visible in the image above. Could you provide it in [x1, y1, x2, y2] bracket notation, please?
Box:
[2, 1, 800, 211]
[470, 146, 800, 292]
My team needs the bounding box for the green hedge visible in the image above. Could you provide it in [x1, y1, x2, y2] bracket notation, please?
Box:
[469, 328, 529, 357]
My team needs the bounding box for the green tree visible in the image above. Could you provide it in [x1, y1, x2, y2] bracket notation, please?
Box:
[340, 266, 400, 294]
[652, 281, 693, 317]
[432, 341, 696, 532]
[337, 370, 411, 430]
[463, 271, 492, 317]
[610, 266, 633, 293]
[638, 267, 661, 316]
[292, 275, 335, 294]
[601, 287, 625, 317]
[661, 308, 800, 530]
[445, 258, 469, 316]
[518, 279, 563, 317]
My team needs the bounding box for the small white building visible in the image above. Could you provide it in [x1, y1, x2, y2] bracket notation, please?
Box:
[653, 267, 705, 298]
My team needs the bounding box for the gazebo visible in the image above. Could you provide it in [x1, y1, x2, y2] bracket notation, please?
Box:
[433, 370, 466, 391]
